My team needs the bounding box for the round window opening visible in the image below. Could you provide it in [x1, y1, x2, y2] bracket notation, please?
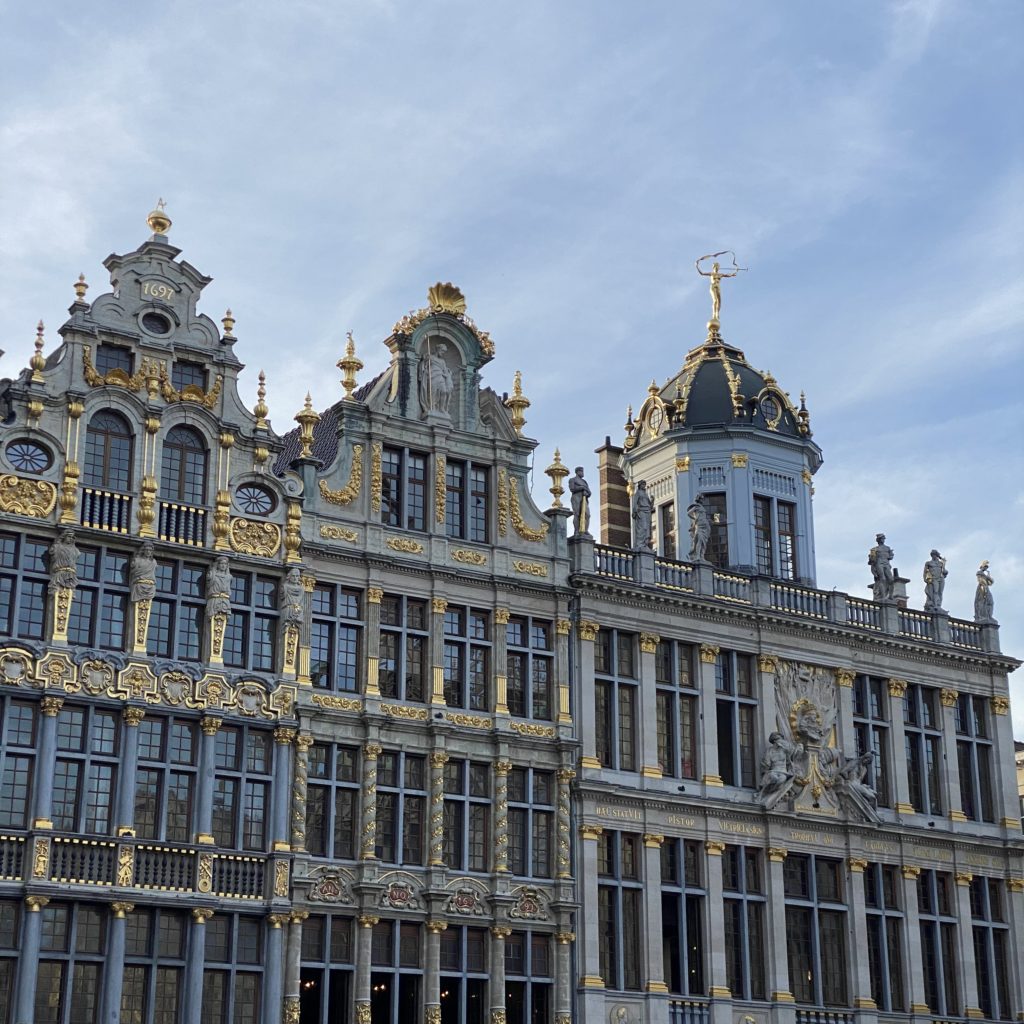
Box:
[236, 484, 275, 516]
[7, 440, 52, 474]
[141, 311, 171, 335]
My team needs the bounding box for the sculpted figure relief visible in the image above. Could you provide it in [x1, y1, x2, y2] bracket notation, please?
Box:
[687, 494, 711, 562]
[974, 560, 995, 622]
[48, 528, 79, 591]
[868, 533, 895, 602]
[281, 567, 304, 626]
[923, 549, 947, 612]
[206, 555, 233, 620]
[757, 731, 803, 810]
[631, 480, 653, 551]
[568, 467, 591, 537]
[419, 341, 454, 415]
[130, 542, 157, 604]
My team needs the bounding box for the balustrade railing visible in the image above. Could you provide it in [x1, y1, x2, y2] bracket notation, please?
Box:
[669, 1001, 710, 1024]
[796, 1012, 854, 1024]
[594, 544, 635, 580]
[846, 597, 881, 631]
[50, 838, 116, 885]
[135, 844, 195, 892]
[899, 608, 933, 641]
[950, 619, 981, 649]
[0, 835, 24, 880]
[158, 501, 208, 546]
[656, 558, 694, 591]
[770, 581, 828, 619]
[713, 571, 751, 603]
[212, 853, 265, 899]
[81, 487, 132, 533]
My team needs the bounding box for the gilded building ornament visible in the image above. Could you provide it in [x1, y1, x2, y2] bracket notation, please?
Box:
[283, 1000, 301, 1024]
[434, 455, 446, 524]
[319, 524, 358, 542]
[367, 588, 384, 604]
[192, 907, 214, 923]
[0, 475, 57, 518]
[310, 694, 362, 712]
[834, 668, 855, 688]
[545, 449, 569, 509]
[81, 345, 152, 390]
[506, 473, 549, 542]
[283, 501, 302, 564]
[211, 490, 232, 552]
[229, 517, 282, 558]
[510, 722, 555, 738]
[955, 872, 973, 887]
[355, 1005, 372, 1024]
[497, 468, 509, 537]
[700, 644, 720, 664]
[111, 902, 135, 919]
[370, 442, 383, 513]
[705, 840, 726, 856]
[730, 453, 749, 468]
[137, 476, 157, 537]
[887, 678, 908, 698]
[337, 332, 364, 400]
[40, 696, 64, 717]
[59, 461, 80, 524]
[768, 847, 788, 862]
[555, 618, 571, 636]
[639, 633, 660, 654]
[940, 688, 959, 708]
[197, 853, 214, 893]
[33, 838, 50, 878]
[431, 598, 448, 614]
[643, 834, 664, 849]
[425, 1007, 442, 1024]
[25, 895, 50, 912]
[579, 824, 604, 841]
[293, 394, 320, 459]
[451, 548, 487, 566]
[274, 861, 289, 897]
[319, 443, 364, 506]
[158, 363, 223, 408]
[1006, 878, 1024, 893]
[847, 857, 868, 873]
[901, 865, 921, 880]
[391, 282, 495, 357]
[122, 706, 146, 727]
[511, 559, 548, 577]
[578, 620, 599, 642]
[443, 712, 490, 729]
[990, 695, 1010, 716]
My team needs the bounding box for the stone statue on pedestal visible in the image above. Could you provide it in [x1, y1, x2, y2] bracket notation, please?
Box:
[568, 467, 591, 537]
[205, 556, 233, 620]
[130, 542, 157, 604]
[974, 560, 995, 622]
[281, 567, 304, 626]
[631, 481, 653, 551]
[419, 342, 454, 415]
[868, 533, 895, 602]
[923, 549, 947, 612]
[687, 494, 711, 562]
[48, 529, 79, 591]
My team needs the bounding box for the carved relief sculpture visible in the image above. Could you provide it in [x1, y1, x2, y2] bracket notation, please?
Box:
[868, 533, 895, 602]
[129, 541, 157, 653]
[48, 528, 79, 641]
[568, 467, 591, 537]
[974, 561, 995, 622]
[923, 549, 948, 612]
[631, 480, 653, 551]
[205, 556, 232, 663]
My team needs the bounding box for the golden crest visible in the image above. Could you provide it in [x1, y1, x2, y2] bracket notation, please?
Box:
[229, 517, 282, 558]
[0, 476, 57, 518]
[427, 282, 467, 316]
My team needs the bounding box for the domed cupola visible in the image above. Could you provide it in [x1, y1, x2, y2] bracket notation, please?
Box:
[599, 259, 823, 585]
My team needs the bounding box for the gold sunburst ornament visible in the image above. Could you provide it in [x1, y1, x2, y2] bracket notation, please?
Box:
[427, 282, 467, 316]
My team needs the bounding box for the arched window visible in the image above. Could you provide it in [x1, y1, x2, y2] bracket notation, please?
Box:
[83, 411, 134, 491]
[161, 426, 208, 504]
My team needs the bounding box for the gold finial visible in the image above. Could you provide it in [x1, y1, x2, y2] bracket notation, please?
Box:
[30, 321, 46, 381]
[73, 273, 88, 303]
[147, 198, 172, 236]
[294, 393, 320, 459]
[673, 381, 685, 419]
[337, 331, 364, 401]
[545, 448, 570, 509]
[221, 309, 235, 338]
[505, 370, 530, 436]
[648, 379, 659, 396]
[797, 391, 811, 436]
[695, 251, 745, 332]
[624, 404, 634, 436]
[253, 370, 269, 429]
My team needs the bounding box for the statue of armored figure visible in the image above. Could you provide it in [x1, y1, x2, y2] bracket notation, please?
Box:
[757, 732, 804, 810]
[48, 529, 79, 592]
[206, 556, 233, 620]
[130, 542, 157, 604]
[631, 480, 653, 551]
[868, 533, 895, 602]
[687, 494, 711, 562]
[568, 467, 591, 537]
[923, 549, 947, 612]
[419, 341, 454, 415]
[974, 561, 995, 622]
[281, 567, 304, 626]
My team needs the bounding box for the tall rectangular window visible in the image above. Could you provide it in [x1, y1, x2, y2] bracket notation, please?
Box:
[505, 931, 552, 1023]
[722, 845, 765, 1000]
[380, 595, 429, 703]
[307, 744, 360, 861]
[121, 907, 188, 1024]
[661, 838, 707, 996]
[507, 767, 553, 878]
[853, 676, 891, 808]
[53, 705, 119, 834]
[0, 899, 20, 1022]
[715, 650, 757, 788]
[443, 607, 490, 711]
[134, 715, 198, 842]
[778, 500, 797, 579]
[704, 492, 729, 568]
[654, 640, 698, 780]
[202, 914, 264, 1024]
[753, 496, 773, 575]
[904, 685, 944, 815]
[0, 698, 36, 829]
[148, 558, 205, 661]
[594, 629, 638, 771]
[918, 869, 959, 1017]
[35, 903, 107, 1024]
[597, 831, 644, 991]
[299, 914, 354, 1024]
[445, 460, 489, 542]
[659, 502, 677, 560]
[67, 544, 131, 651]
[969, 876, 1012, 1021]
[0, 533, 50, 641]
[310, 584, 363, 691]
[375, 751, 426, 865]
[368, 920, 422, 1023]
[955, 694, 995, 823]
[442, 760, 490, 873]
[864, 863, 905, 1011]
[222, 572, 279, 673]
[381, 446, 428, 532]
[506, 616, 554, 721]
[783, 854, 849, 1007]
[212, 725, 273, 851]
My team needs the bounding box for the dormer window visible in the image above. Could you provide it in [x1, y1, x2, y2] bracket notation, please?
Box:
[172, 360, 207, 393]
[95, 343, 134, 378]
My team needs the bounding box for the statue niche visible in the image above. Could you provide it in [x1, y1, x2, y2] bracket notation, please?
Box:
[418, 336, 460, 423]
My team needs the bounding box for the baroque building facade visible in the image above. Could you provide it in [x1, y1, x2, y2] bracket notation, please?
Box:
[0, 209, 1019, 1024]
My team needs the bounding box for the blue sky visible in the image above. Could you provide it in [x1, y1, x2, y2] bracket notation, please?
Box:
[2, 1, 1022, 732]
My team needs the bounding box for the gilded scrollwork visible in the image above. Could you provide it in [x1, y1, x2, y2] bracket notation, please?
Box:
[81, 345, 152, 390]
[451, 549, 487, 566]
[158, 362, 223, 408]
[435, 455, 446, 524]
[370, 442, 382, 513]
[386, 537, 424, 554]
[229, 517, 282, 558]
[319, 443, 364, 506]
[507, 473, 549, 542]
[0, 475, 57, 518]
[319, 524, 359, 542]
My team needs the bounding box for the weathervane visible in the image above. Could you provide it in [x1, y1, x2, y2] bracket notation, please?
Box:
[695, 251, 746, 329]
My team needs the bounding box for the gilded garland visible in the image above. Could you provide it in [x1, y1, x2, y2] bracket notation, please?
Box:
[319, 443, 363, 506]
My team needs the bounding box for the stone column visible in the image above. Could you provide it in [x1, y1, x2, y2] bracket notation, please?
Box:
[283, 910, 307, 1024]
[263, 914, 289, 1024]
[490, 926, 510, 1024]
[297, 573, 316, 686]
[555, 618, 572, 725]
[13, 895, 49, 1023]
[100, 901, 134, 1024]
[643, 835, 668, 996]
[989, 694, 1021, 830]
[554, 931, 575, 1024]
[886, 679, 913, 814]
[833, 668, 857, 756]
[698, 644, 723, 787]
[766, 848, 795, 1011]
[425, 920, 447, 1023]
[183, 908, 213, 1024]
[361, 744, 382, 860]
[759, 656, 783, 756]
[115, 707, 145, 833]
[577, 620, 600, 767]
[195, 716, 222, 844]
[578, 825, 604, 987]
[954, 872, 981, 1017]
[847, 859, 878, 1020]
[429, 752, 449, 867]
[638, 632, 662, 779]
[271, 727, 296, 849]
[430, 597, 448, 706]
[900, 866, 930, 1015]
[494, 760, 511, 874]
[939, 690, 965, 821]
[494, 608, 510, 716]
[705, 841, 732, 1001]
[355, 915, 378, 1022]
[365, 587, 383, 696]
[291, 732, 313, 852]
[32, 696, 63, 828]
[1005, 878, 1024, 1015]
[555, 769, 575, 880]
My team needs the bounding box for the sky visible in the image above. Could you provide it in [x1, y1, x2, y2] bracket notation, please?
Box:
[1, 1, 1022, 733]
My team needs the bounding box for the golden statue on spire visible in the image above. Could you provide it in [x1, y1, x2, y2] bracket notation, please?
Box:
[696, 251, 746, 326]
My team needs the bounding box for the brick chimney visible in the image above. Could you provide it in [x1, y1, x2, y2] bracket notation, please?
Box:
[595, 437, 630, 548]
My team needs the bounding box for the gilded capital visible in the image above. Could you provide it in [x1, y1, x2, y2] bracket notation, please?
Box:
[901, 865, 921, 880]
[555, 931, 576, 945]
[192, 907, 215, 923]
[1006, 878, 1024, 893]
[267, 913, 291, 929]
[123, 706, 146, 727]
[555, 618, 572, 636]
[834, 668, 855, 688]
[364, 743, 383, 760]
[578, 619, 600, 642]
[990, 695, 1010, 716]
[768, 847, 788, 862]
[358, 914, 380, 929]
[955, 872, 973, 886]
[431, 597, 448, 615]
[847, 857, 868, 873]
[758, 654, 779, 674]
[556, 768, 576, 784]
[699, 643, 720, 664]
[25, 895, 50, 912]
[643, 833, 665, 849]
[494, 607, 511, 625]
[430, 752, 450, 770]
[367, 587, 384, 604]
[275, 726, 298, 745]
[887, 678, 908, 698]
[200, 716, 223, 736]
[494, 760, 513, 777]
[490, 925, 512, 940]
[579, 823, 603, 841]
[295, 732, 315, 752]
[639, 632, 660, 654]
[40, 696, 64, 717]
[940, 688, 959, 708]
[110, 901, 135, 919]
[705, 840, 726, 856]
[426, 920, 448, 934]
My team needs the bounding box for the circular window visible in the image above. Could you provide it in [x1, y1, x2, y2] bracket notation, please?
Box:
[236, 484, 275, 516]
[7, 440, 52, 474]
[759, 395, 782, 424]
[141, 312, 171, 336]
